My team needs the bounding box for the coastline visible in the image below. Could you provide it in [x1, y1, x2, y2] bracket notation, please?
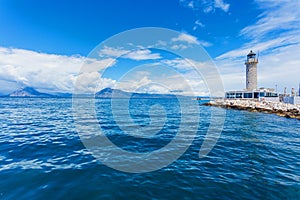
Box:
[204, 99, 300, 120]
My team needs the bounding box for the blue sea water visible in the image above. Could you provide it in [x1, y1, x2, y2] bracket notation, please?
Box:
[0, 97, 299, 199]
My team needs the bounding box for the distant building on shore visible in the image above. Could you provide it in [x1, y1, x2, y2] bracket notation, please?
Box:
[281, 86, 300, 104]
[225, 50, 277, 99]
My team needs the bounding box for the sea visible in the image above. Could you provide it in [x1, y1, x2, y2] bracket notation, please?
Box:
[0, 97, 299, 200]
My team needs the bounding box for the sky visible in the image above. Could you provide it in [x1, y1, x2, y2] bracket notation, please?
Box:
[0, 0, 299, 95]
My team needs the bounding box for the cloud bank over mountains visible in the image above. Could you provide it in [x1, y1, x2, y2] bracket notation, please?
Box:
[0, 44, 210, 96]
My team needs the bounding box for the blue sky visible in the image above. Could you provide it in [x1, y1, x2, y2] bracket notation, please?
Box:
[0, 0, 260, 57]
[0, 0, 299, 95]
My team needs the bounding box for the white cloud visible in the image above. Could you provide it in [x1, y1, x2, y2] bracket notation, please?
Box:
[171, 33, 212, 47]
[123, 49, 161, 60]
[0, 47, 116, 93]
[215, 36, 297, 60]
[110, 62, 211, 96]
[116, 76, 152, 93]
[203, 6, 213, 13]
[99, 46, 129, 57]
[214, 0, 230, 13]
[0, 40, 219, 96]
[161, 58, 195, 71]
[188, 1, 194, 9]
[180, 0, 230, 13]
[74, 73, 116, 93]
[240, 0, 300, 40]
[151, 33, 210, 50]
[199, 40, 212, 47]
[193, 20, 205, 30]
[0, 43, 214, 96]
[99, 46, 161, 61]
[118, 73, 208, 96]
[172, 33, 200, 44]
[170, 44, 189, 50]
[81, 58, 116, 73]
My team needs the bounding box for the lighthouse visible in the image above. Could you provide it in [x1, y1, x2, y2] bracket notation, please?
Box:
[225, 50, 278, 99]
[245, 50, 258, 91]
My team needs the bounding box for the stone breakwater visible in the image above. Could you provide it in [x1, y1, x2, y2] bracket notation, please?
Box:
[205, 99, 300, 120]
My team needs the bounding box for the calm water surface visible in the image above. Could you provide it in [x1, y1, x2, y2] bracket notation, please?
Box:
[0, 98, 299, 199]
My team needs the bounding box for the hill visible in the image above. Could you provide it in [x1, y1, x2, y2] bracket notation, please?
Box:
[7, 87, 55, 97]
[95, 88, 179, 99]
[3, 87, 185, 98]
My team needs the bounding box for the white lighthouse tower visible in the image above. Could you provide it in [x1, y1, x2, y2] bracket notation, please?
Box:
[225, 50, 278, 99]
[245, 50, 258, 91]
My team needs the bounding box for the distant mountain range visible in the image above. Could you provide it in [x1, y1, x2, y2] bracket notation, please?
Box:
[95, 88, 178, 99]
[6, 87, 55, 98]
[1, 87, 185, 98]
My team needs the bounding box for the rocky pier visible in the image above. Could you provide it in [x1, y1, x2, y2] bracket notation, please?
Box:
[205, 99, 300, 120]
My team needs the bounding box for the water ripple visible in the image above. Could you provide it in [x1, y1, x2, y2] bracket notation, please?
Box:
[0, 98, 299, 199]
